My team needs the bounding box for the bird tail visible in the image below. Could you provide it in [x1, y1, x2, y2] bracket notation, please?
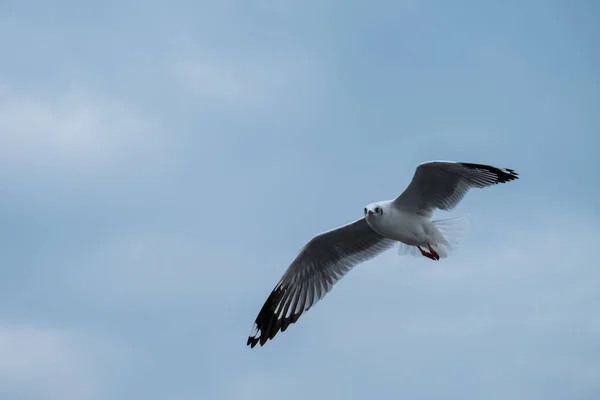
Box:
[397, 214, 471, 259]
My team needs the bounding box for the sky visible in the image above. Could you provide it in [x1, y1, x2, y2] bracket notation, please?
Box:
[0, 0, 599, 399]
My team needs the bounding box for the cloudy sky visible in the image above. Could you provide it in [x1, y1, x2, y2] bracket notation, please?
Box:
[1, 1, 599, 399]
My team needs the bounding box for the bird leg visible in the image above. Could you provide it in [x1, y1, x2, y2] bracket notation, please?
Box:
[417, 245, 438, 261]
[426, 243, 440, 260]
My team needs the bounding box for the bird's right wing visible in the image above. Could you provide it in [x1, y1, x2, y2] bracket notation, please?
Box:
[393, 161, 519, 217]
[247, 218, 395, 348]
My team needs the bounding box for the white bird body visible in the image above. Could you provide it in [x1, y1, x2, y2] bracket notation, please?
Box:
[365, 200, 430, 245]
[247, 160, 519, 348]
[364, 200, 463, 259]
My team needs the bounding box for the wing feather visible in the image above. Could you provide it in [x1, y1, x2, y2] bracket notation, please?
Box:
[247, 218, 395, 348]
[393, 161, 519, 217]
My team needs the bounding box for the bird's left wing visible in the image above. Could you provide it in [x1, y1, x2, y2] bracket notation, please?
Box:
[247, 218, 395, 348]
[392, 161, 519, 217]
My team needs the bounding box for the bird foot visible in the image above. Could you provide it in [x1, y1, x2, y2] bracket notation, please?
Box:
[418, 244, 440, 261]
[427, 243, 440, 260]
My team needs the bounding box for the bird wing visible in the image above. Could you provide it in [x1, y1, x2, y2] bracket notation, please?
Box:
[247, 218, 395, 348]
[393, 161, 519, 217]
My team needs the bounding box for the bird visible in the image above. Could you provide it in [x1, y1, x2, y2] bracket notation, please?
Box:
[247, 160, 519, 348]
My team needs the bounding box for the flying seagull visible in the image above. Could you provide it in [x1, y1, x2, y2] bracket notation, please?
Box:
[247, 160, 519, 348]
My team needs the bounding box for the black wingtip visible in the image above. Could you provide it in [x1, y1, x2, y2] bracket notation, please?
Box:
[247, 336, 259, 348]
[459, 162, 519, 184]
[246, 286, 287, 349]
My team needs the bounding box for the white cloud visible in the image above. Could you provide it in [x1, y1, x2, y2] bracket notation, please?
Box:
[64, 230, 256, 310]
[0, 324, 120, 400]
[0, 84, 165, 171]
[173, 49, 321, 110]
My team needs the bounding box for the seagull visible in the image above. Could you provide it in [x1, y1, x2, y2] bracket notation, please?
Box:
[247, 161, 519, 348]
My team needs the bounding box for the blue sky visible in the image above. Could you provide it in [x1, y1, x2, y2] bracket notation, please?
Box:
[1, 0, 599, 399]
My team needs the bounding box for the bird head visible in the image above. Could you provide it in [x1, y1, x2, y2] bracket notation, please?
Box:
[364, 203, 384, 219]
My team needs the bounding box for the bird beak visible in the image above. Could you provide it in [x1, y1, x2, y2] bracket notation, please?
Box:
[367, 210, 374, 216]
